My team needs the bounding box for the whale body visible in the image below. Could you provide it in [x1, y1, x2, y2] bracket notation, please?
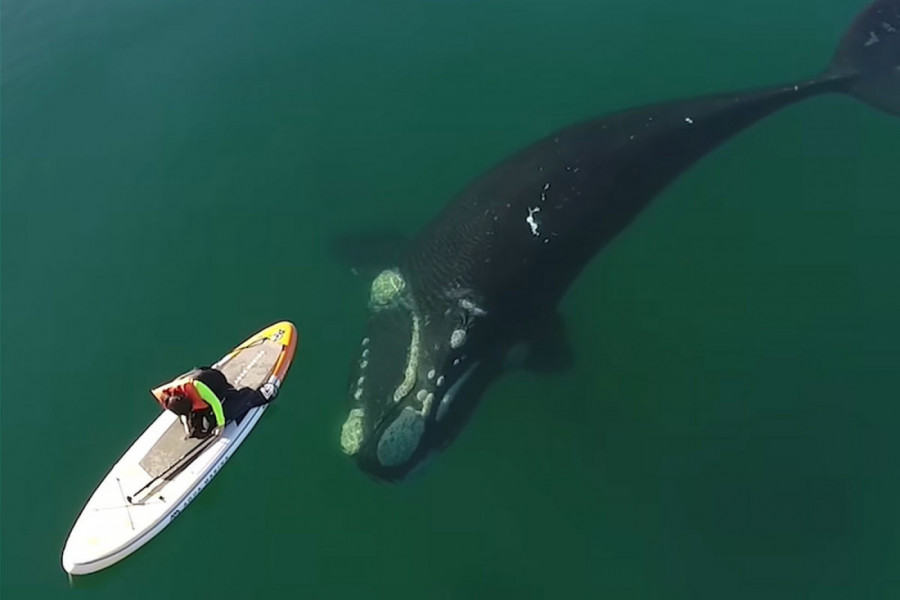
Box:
[339, 0, 900, 482]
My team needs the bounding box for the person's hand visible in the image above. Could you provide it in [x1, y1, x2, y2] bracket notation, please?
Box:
[179, 415, 193, 439]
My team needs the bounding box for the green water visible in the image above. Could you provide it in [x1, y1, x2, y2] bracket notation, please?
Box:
[3, 0, 899, 597]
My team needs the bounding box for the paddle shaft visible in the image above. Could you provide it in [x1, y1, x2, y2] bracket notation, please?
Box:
[126, 434, 217, 503]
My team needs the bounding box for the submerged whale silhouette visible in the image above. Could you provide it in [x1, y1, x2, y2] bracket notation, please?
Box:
[339, 0, 900, 482]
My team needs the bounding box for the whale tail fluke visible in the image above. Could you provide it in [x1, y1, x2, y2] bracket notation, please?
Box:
[829, 0, 900, 116]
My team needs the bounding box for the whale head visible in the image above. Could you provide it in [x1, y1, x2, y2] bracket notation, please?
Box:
[340, 268, 493, 482]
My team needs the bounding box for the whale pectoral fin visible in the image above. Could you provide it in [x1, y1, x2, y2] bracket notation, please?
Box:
[521, 312, 575, 374]
[328, 229, 410, 278]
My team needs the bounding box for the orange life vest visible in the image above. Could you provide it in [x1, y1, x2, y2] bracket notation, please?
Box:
[161, 381, 209, 412]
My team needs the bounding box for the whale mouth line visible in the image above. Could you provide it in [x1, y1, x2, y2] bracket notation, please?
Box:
[392, 305, 421, 404]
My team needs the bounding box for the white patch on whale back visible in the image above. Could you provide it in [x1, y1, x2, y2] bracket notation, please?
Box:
[450, 328, 467, 348]
[866, 31, 881, 46]
[341, 408, 365, 455]
[684, 117, 694, 125]
[416, 389, 428, 402]
[427, 368, 435, 380]
[377, 407, 425, 466]
[436, 362, 480, 422]
[526, 207, 541, 236]
[436, 375, 445, 387]
[459, 298, 487, 317]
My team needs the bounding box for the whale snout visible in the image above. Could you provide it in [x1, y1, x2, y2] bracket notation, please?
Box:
[341, 354, 433, 481]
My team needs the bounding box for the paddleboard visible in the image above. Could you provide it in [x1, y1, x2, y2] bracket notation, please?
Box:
[61, 321, 298, 575]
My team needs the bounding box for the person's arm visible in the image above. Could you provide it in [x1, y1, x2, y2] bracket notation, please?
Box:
[192, 380, 226, 427]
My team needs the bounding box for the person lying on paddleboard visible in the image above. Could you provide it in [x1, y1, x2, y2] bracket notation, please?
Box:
[157, 367, 271, 439]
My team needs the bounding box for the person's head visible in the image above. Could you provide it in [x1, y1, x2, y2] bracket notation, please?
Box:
[165, 394, 192, 416]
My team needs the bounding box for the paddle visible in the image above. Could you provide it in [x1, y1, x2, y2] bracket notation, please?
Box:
[126, 433, 217, 504]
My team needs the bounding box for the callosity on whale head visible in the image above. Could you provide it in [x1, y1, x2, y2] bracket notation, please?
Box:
[340, 268, 492, 482]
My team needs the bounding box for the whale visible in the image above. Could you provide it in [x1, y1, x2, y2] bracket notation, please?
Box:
[339, 0, 900, 482]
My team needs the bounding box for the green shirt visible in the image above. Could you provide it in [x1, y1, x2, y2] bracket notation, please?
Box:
[193, 380, 226, 427]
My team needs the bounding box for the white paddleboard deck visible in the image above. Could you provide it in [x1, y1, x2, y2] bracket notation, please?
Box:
[62, 322, 297, 575]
